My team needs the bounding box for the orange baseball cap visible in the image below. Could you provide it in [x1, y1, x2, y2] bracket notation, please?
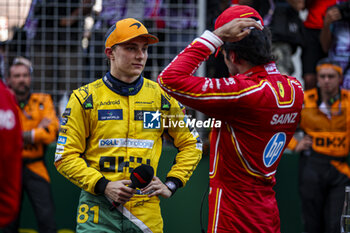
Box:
[105, 18, 159, 48]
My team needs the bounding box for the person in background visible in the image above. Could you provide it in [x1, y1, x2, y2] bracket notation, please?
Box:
[0, 72, 22, 229]
[158, 5, 303, 232]
[227, 0, 305, 76]
[3, 57, 59, 233]
[230, 0, 273, 23]
[268, 0, 304, 76]
[54, 18, 202, 232]
[88, 0, 165, 81]
[23, 0, 93, 102]
[288, 58, 350, 233]
[301, 0, 336, 90]
[320, 0, 350, 89]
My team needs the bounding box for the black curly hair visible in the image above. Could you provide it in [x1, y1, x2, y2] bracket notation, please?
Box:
[222, 27, 275, 66]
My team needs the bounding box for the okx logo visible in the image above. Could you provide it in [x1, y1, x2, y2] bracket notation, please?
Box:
[263, 132, 286, 167]
[143, 110, 161, 129]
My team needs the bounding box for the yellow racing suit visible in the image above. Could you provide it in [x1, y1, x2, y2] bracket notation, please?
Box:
[54, 73, 202, 232]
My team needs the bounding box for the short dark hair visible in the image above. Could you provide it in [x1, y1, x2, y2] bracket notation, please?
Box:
[316, 57, 341, 67]
[105, 44, 118, 68]
[104, 26, 118, 67]
[222, 27, 275, 66]
[104, 24, 116, 46]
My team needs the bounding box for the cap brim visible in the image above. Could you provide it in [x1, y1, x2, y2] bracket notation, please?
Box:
[143, 34, 159, 44]
[113, 33, 159, 46]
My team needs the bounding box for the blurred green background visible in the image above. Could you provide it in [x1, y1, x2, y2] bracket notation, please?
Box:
[2, 144, 303, 233]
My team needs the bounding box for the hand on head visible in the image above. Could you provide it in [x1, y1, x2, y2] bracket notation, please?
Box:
[213, 18, 263, 43]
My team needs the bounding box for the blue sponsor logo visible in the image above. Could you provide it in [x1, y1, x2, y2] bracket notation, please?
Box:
[60, 117, 68, 126]
[98, 109, 123, 121]
[57, 136, 67, 145]
[263, 132, 286, 167]
[143, 110, 161, 129]
[62, 108, 71, 116]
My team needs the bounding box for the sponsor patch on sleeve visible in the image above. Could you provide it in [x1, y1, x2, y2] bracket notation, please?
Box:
[57, 136, 67, 145]
[62, 108, 71, 116]
[60, 117, 68, 126]
[59, 127, 67, 134]
[55, 144, 65, 154]
[55, 153, 62, 162]
[83, 95, 93, 109]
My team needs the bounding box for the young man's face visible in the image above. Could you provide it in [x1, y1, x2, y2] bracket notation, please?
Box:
[109, 36, 149, 80]
[317, 67, 342, 96]
[7, 64, 31, 96]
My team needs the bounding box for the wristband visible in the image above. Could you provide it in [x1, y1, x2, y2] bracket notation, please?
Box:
[165, 181, 177, 196]
[94, 177, 110, 195]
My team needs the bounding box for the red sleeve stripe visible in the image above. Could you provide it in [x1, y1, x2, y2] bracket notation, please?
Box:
[201, 30, 223, 48]
[200, 36, 216, 48]
[159, 77, 267, 98]
[194, 30, 223, 53]
[195, 38, 216, 53]
[159, 78, 299, 108]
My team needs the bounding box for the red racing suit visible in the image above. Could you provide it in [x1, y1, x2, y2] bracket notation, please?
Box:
[0, 80, 22, 227]
[158, 31, 304, 233]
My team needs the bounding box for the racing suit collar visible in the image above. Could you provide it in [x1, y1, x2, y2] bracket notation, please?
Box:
[243, 62, 280, 77]
[103, 72, 144, 96]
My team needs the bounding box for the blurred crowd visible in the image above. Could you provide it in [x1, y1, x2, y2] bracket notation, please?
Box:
[208, 0, 349, 90]
[0, 0, 350, 232]
[0, 0, 349, 110]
